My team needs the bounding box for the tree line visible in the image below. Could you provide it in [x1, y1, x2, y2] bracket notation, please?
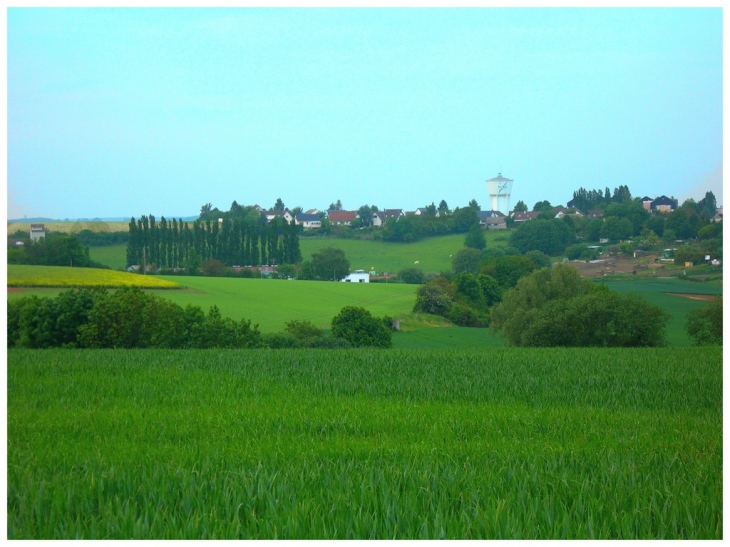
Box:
[7, 287, 393, 350]
[126, 214, 301, 270]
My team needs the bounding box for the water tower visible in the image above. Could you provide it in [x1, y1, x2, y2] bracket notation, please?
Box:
[486, 172, 513, 214]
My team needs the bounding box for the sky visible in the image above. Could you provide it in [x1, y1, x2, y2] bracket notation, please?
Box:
[7, 7, 723, 220]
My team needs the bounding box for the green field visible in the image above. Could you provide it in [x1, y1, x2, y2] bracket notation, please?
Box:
[88, 244, 128, 270]
[87, 233, 511, 274]
[8, 347, 721, 539]
[597, 277, 722, 346]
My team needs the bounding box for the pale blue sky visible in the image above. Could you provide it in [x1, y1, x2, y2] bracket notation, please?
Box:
[7, 8, 723, 219]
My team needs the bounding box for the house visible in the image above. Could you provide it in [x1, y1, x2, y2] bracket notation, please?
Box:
[264, 209, 294, 224]
[651, 196, 677, 212]
[328, 210, 359, 225]
[294, 213, 321, 230]
[372, 209, 405, 227]
[477, 210, 506, 229]
[483, 217, 507, 230]
[512, 211, 541, 223]
[587, 210, 605, 219]
[341, 269, 370, 283]
[711, 206, 723, 223]
[640, 196, 654, 211]
[30, 224, 46, 242]
[304, 208, 321, 215]
[8, 238, 25, 249]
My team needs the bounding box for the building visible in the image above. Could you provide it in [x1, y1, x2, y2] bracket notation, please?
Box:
[512, 211, 541, 223]
[640, 196, 654, 211]
[294, 213, 321, 230]
[372, 209, 404, 227]
[651, 196, 677, 213]
[341, 270, 370, 283]
[264, 209, 294, 224]
[485, 173, 514, 215]
[328, 210, 358, 225]
[477, 210, 506, 229]
[30, 224, 46, 242]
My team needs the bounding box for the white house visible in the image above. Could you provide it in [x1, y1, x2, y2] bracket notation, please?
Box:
[295, 213, 321, 230]
[341, 270, 370, 283]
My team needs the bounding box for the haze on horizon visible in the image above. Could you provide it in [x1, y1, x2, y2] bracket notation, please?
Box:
[7, 8, 723, 220]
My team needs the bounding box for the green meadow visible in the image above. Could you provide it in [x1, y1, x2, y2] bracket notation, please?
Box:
[8, 347, 722, 539]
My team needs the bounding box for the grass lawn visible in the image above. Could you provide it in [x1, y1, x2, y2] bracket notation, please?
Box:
[299, 232, 511, 274]
[152, 276, 419, 332]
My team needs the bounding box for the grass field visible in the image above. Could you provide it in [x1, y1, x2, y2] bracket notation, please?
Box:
[7, 265, 180, 289]
[8, 347, 721, 539]
[86, 233, 512, 274]
[88, 244, 128, 270]
[597, 277, 722, 346]
[7, 266, 721, 344]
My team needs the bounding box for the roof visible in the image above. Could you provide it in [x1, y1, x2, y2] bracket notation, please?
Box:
[641, 196, 653, 202]
[513, 211, 541, 221]
[477, 210, 505, 221]
[587, 210, 605, 218]
[328, 210, 358, 223]
[652, 195, 677, 207]
[295, 213, 321, 222]
[484, 217, 507, 225]
[304, 209, 320, 215]
[382, 209, 404, 218]
[30, 224, 45, 231]
[486, 173, 513, 183]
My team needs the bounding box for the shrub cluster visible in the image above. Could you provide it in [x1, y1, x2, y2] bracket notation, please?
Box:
[491, 264, 670, 347]
[8, 287, 264, 349]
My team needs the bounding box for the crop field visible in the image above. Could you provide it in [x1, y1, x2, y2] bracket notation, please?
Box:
[8, 347, 721, 539]
[7, 265, 181, 289]
[88, 244, 128, 271]
[8, 221, 131, 234]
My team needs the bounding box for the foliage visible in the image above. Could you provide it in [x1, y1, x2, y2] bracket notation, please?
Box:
[7, 287, 264, 350]
[448, 206, 479, 233]
[464, 225, 486, 250]
[697, 222, 721, 240]
[491, 265, 669, 347]
[126, 212, 301, 271]
[311, 247, 351, 281]
[510, 219, 573, 255]
[413, 280, 454, 316]
[480, 255, 536, 289]
[398, 267, 425, 284]
[452, 247, 482, 275]
[330, 306, 392, 348]
[524, 250, 551, 269]
[685, 296, 722, 345]
[8, 235, 108, 269]
[200, 258, 225, 277]
[512, 200, 528, 213]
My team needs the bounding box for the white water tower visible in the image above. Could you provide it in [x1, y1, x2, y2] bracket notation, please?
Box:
[486, 173, 513, 214]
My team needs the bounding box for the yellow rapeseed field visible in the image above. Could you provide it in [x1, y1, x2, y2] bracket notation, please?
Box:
[7, 265, 181, 289]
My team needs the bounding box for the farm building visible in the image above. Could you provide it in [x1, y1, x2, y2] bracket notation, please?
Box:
[341, 270, 370, 283]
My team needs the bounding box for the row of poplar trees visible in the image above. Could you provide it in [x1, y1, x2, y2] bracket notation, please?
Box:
[126, 215, 302, 270]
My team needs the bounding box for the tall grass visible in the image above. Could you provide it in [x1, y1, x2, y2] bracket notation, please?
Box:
[8, 348, 722, 539]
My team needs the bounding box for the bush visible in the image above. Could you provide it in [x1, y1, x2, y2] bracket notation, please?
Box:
[686, 296, 722, 345]
[398, 267, 425, 284]
[331, 306, 392, 348]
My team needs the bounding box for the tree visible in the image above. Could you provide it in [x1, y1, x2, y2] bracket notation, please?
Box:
[398, 267, 425, 284]
[449, 207, 479, 233]
[200, 258, 225, 277]
[311, 247, 350, 281]
[199, 203, 213, 219]
[510, 219, 572, 255]
[452, 247, 483, 275]
[481, 255, 536, 289]
[291, 206, 303, 216]
[328, 200, 343, 211]
[413, 279, 454, 315]
[424, 203, 437, 216]
[532, 200, 552, 212]
[331, 306, 392, 348]
[357, 205, 375, 227]
[697, 191, 717, 218]
[273, 198, 285, 211]
[468, 199, 480, 210]
[513, 200, 528, 213]
[491, 265, 668, 347]
[686, 296, 722, 345]
[525, 250, 551, 269]
[438, 200, 449, 216]
[464, 225, 486, 251]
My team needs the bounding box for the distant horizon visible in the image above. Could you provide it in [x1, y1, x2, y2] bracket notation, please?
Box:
[8, 8, 722, 220]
